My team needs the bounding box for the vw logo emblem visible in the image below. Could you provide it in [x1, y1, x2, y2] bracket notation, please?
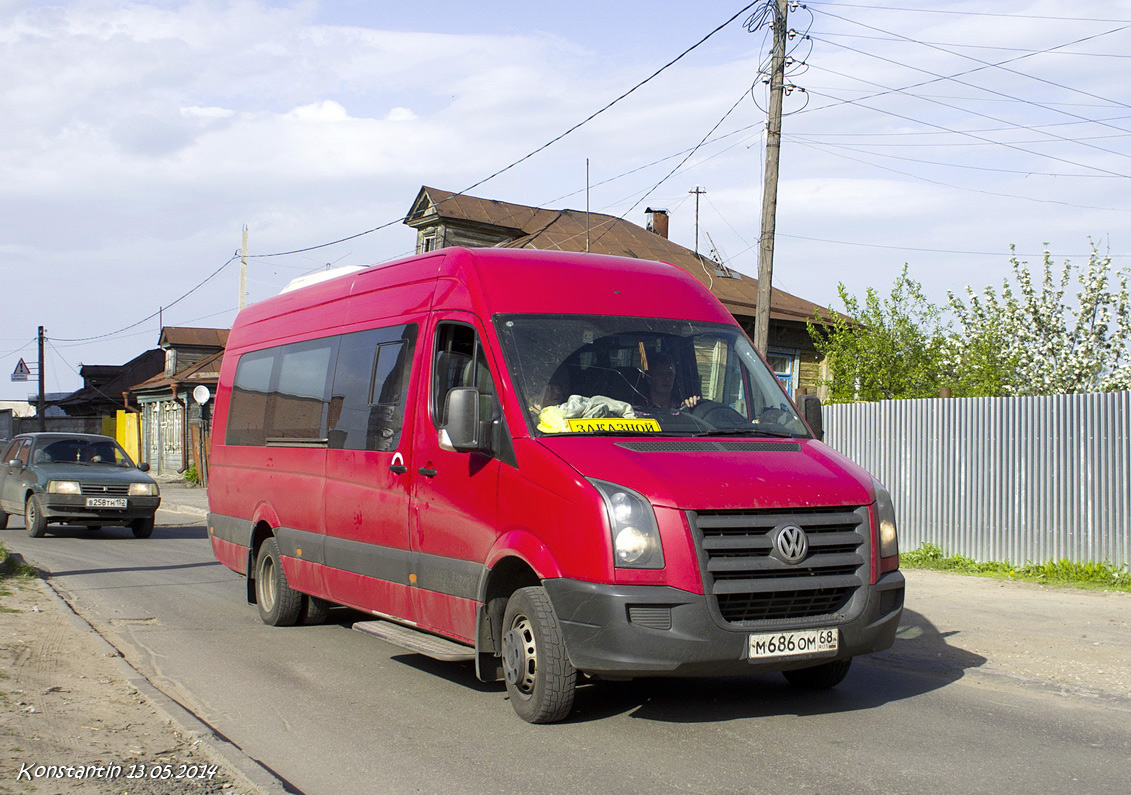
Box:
[774, 525, 809, 564]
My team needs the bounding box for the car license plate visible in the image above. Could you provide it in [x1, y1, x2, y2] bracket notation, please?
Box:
[748, 628, 838, 660]
[85, 497, 127, 509]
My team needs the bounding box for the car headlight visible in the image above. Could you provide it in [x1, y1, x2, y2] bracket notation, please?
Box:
[872, 477, 899, 559]
[589, 479, 665, 569]
[129, 482, 159, 497]
[47, 481, 81, 495]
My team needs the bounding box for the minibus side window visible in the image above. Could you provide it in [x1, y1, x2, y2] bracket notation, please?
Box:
[272, 339, 337, 441]
[328, 324, 418, 452]
[227, 349, 276, 446]
[226, 338, 337, 446]
[432, 323, 497, 428]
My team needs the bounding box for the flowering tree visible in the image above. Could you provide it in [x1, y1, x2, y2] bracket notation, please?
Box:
[949, 245, 1131, 395]
[810, 245, 1131, 401]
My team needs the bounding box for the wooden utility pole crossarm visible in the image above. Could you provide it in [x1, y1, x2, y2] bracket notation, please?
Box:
[754, 0, 788, 355]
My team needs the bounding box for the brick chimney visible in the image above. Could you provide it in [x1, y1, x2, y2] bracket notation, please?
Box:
[645, 207, 669, 239]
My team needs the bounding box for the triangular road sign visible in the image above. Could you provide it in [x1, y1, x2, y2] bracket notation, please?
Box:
[11, 358, 31, 381]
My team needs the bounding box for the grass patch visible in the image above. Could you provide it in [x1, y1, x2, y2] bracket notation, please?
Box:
[0, 542, 39, 582]
[901, 543, 1131, 592]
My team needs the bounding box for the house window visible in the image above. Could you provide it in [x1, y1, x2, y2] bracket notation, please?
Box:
[767, 348, 799, 396]
[421, 233, 439, 253]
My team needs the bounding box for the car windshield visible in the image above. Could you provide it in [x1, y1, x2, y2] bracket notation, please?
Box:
[33, 437, 135, 467]
[495, 314, 811, 438]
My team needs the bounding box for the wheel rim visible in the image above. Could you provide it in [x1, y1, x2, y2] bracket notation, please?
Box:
[258, 555, 276, 611]
[25, 499, 36, 526]
[501, 615, 537, 696]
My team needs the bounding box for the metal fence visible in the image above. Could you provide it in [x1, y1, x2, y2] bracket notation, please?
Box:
[823, 392, 1130, 567]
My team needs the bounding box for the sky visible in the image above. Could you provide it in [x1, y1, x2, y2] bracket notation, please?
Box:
[3, 0, 1131, 400]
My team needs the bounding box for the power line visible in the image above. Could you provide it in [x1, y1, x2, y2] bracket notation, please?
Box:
[51, 255, 238, 343]
[803, 2, 1131, 24]
[810, 6, 1131, 119]
[774, 231, 1130, 259]
[792, 21, 1131, 136]
[248, 2, 763, 260]
[788, 132, 1131, 213]
[786, 134, 1119, 177]
[801, 74, 1131, 180]
[806, 34, 1131, 165]
[808, 29, 1131, 60]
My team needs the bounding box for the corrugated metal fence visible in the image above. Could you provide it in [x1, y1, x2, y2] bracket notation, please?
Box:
[824, 392, 1130, 566]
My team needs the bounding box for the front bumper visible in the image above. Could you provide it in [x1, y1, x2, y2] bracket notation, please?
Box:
[41, 494, 161, 524]
[543, 571, 905, 678]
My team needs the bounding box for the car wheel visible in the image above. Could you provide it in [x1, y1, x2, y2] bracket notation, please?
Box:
[131, 517, 154, 538]
[782, 658, 852, 690]
[500, 586, 576, 724]
[255, 537, 303, 626]
[300, 595, 332, 625]
[25, 495, 47, 538]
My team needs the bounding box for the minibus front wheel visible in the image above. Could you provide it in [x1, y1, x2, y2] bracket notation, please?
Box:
[500, 586, 576, 723]
[255, 537, 303, 626]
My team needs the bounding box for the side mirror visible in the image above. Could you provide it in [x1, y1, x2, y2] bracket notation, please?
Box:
[798, 394, 824, 442]
[138, 462, 150, 472]
[441, 387, 489, 453]
[7, 459, 22, 468]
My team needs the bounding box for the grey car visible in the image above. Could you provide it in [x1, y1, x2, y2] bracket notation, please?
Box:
[0, 433, 161, 538]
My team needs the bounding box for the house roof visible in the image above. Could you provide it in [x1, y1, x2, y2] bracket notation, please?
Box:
[131, 350, 224, 395]
[54, 349, 165, 412]
[158, 327, 229, 349]
[408, 186, 838, 325]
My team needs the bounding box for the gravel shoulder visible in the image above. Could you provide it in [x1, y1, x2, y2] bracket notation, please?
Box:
[877, 569, 1131, 705]
[0, 574, 257, 794]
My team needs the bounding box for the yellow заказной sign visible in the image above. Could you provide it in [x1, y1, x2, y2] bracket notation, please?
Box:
[566, 418, 662, 433]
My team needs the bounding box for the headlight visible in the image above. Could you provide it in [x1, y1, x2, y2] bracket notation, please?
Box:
[872, 477, 899, 559]
[48, 481, 81, 495]
[129, 482, 159, 497]
[589, 479, 665, 569]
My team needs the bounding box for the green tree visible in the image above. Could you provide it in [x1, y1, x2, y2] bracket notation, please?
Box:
[949, 245, 1131, 395]
[808, 266, 949, 403]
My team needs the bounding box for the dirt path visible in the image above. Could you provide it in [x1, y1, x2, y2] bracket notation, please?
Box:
[0, 576, 253, 794]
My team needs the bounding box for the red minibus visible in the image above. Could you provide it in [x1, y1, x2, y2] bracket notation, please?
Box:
[208, 247, 904, 723]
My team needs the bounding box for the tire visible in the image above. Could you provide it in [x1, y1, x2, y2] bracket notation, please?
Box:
[300, 595, 332, 625]
[131, 517, 155, 539]
[0, 511, 8, 530]
[782, 658, 852, 690]
[500, 586, 576, 724]
[255, 537, 303, 626]
[25, 495, 47, 538]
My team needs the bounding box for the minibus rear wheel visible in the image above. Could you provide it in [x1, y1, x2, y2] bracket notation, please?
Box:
[255, 537, 303, 626]
[301, 595, 332, 625]
[500, 586, 576, 723]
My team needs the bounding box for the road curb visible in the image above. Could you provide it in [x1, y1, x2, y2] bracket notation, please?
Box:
[35, 575, 292, 795]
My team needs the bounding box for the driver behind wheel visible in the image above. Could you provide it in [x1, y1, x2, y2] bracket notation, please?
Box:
[642, 352, 700, 410]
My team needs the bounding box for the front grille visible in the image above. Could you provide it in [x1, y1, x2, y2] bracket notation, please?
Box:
[688, 506, 869, 625]
[80, 484, 130, 496]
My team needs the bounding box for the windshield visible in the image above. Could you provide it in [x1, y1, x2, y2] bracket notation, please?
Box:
[495, 314, 811, 438]
[33, 436, 136, 467]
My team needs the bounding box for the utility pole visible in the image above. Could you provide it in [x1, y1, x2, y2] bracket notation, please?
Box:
[37, 326, 45, 432]
[239, 225, 249, 311]
[689, 186, 706, 255]
[754, 0, 788, 355]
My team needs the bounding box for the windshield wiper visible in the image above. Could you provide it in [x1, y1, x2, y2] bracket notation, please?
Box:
[696, 428, 799, 438]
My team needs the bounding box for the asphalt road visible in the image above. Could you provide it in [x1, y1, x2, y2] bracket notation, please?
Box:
[2, 506, 1129, 795]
